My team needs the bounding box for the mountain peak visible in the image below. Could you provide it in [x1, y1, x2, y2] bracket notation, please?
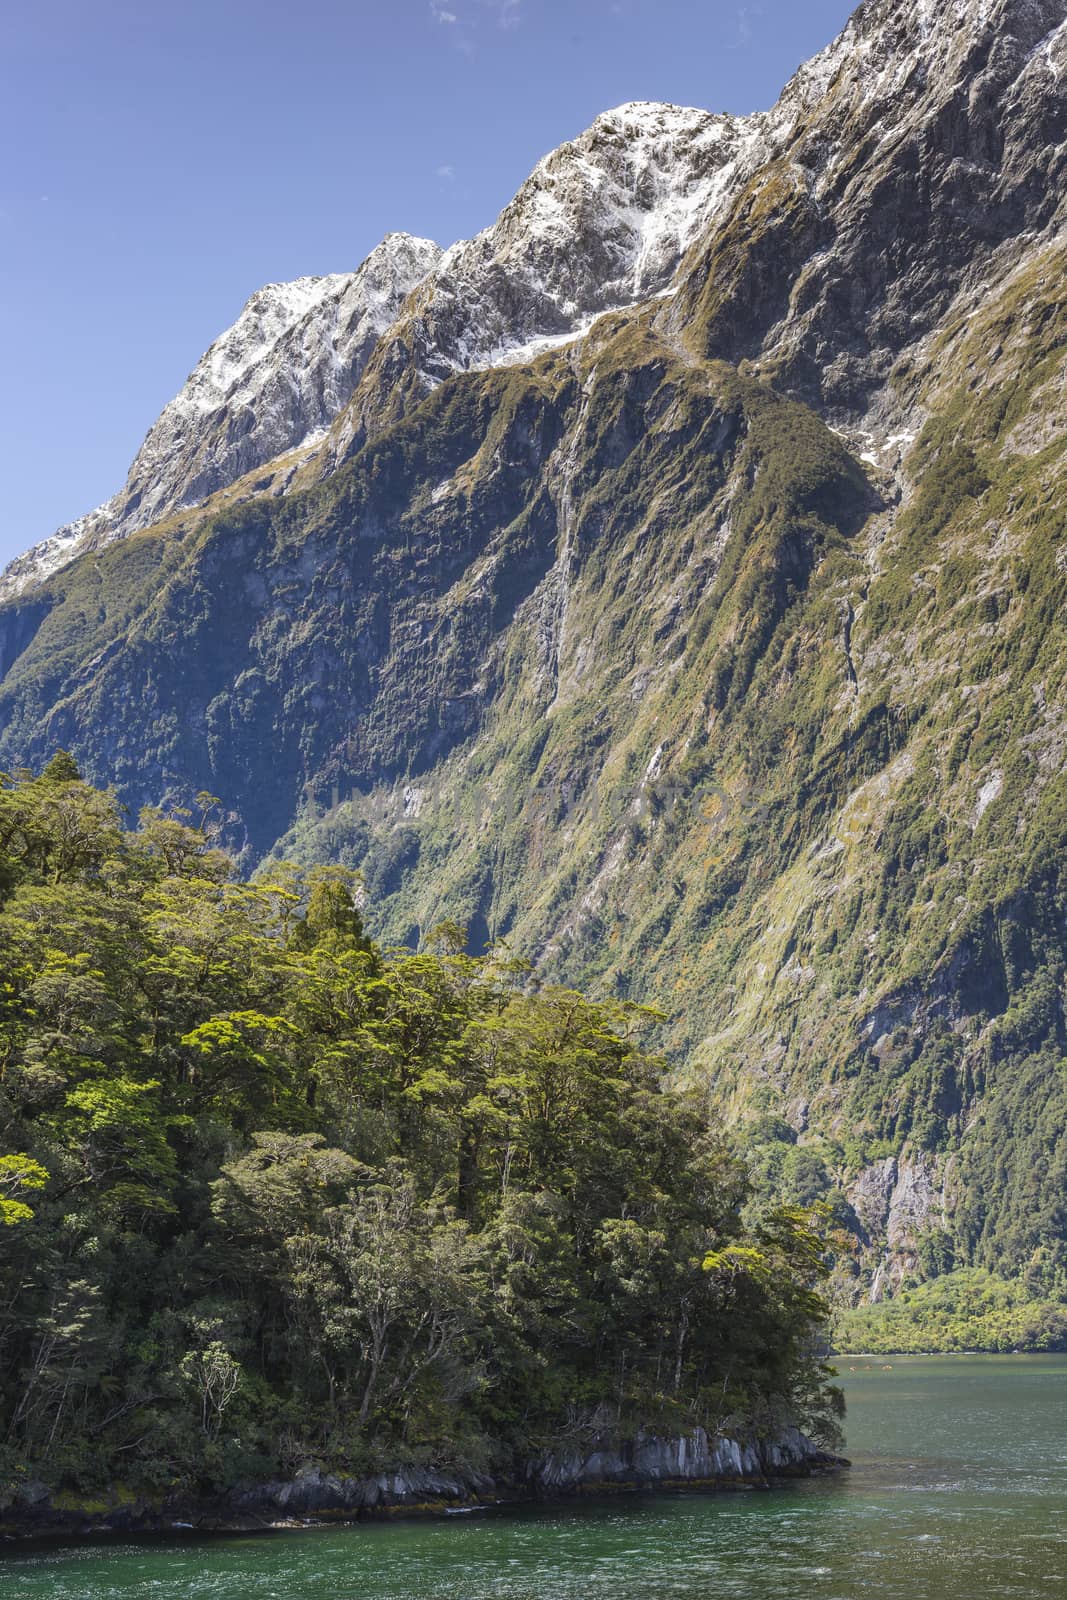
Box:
[5, 0, 1063, 596]
[587, 99, 728, 129]
[118, 228, 443, 527]
[0, 234, 442, 600]
[323, 93, 770, 450]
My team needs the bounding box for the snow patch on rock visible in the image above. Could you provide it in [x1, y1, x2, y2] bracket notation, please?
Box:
[1, 233, 441, 600]
[337, 100, 777, 418]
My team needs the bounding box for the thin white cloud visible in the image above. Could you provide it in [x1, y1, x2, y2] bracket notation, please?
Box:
[431, 0, 520, 55]
[732, 3, 764, 47]
[482, 0, 521, 27]
[436, 164, 456, 181]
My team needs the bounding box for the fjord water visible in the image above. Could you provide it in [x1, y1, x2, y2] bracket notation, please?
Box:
[4, 1356, 1066, 1599]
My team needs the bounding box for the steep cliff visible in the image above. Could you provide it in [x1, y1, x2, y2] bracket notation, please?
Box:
[0, 0, 1064, 1306]
[0, 234, 442, 600]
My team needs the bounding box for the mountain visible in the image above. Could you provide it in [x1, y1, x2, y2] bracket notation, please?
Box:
[1, 101, 775, 601]
[0, 233, 442, 600]
[1, 0, 1065, 1316]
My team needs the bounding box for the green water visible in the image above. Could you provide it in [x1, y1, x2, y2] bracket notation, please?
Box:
[4, 1356, 1066, 1598]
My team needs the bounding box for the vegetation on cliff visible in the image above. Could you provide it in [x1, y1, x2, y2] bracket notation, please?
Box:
[0, 759, 840, 1500]
[2, 285, 1064, 1340]
[0, 3, 1062, 1350]
[834, 1269, 1067, 1355]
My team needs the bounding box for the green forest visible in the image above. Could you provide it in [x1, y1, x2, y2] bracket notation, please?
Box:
[834, 1269, 1067, 1355]
[0, 758, 840, 1505]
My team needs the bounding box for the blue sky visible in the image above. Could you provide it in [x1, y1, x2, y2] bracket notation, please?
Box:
[0, 0, 854, 567]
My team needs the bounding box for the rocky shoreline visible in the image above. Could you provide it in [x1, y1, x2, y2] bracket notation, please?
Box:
[1, 1427, 845, 1542]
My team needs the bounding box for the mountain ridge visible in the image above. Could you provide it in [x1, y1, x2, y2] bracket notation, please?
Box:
[0, 234, 442, 600]
[0, 0, 1065, 1311]
[0, 94, 767, 600]
[7, 0, 1061, 594]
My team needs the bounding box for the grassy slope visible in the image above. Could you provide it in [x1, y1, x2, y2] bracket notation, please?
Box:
[277, 250, 1067, 1309]
[0, 247, 1064, 1336]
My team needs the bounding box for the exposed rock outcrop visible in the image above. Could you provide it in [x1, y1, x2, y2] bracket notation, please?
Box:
[0, 1426, 841, 1540]
[0, 234, 442, 599]
[0, 0, 1065, 1295]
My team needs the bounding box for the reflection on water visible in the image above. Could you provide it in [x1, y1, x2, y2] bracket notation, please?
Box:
[3, 1356, 1066, 1599]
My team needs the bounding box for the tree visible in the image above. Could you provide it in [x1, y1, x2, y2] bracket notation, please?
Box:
[0, 760, 838, 1498]
[38, 751, 82, 785]
[322, 1175, 485, 1425]
[180, 1342, 242, 1437]
[289, 865, 372, 954]
[0, 1154, 49, 1225]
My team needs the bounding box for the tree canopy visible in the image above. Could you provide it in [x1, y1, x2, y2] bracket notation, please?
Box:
[0, 759, 839, 1496]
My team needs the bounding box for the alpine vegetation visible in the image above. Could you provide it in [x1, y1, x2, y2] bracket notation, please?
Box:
[0, 0, 1065, 1407]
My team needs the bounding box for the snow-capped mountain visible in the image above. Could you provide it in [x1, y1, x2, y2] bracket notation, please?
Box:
[3, 0, 1063, 601]
[395, 102, 767, 374]
[324, 100, 777, 461]
[122, 233, 443, 530]
[2, 102, 778, 597]
[0, 234, 441, 599]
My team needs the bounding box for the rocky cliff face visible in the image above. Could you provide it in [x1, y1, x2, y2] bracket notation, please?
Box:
[0, 233, 442, 600]
[1, 1426, 837, 1539]
[0, 0, 1065, 1301]
[670, 0, 1067, 420]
